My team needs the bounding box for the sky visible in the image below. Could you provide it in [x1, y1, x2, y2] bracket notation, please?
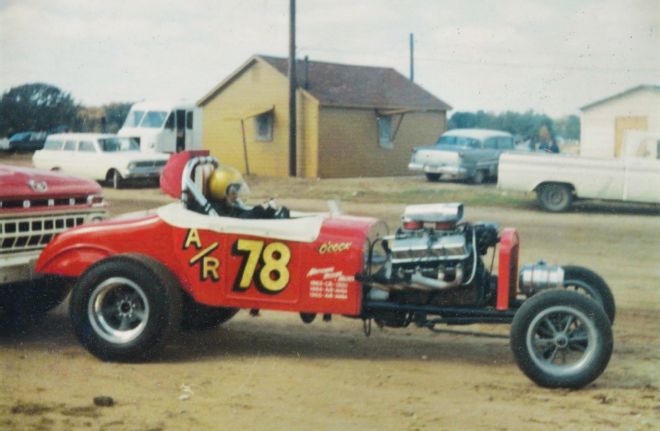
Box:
[1, 0, 658, 118]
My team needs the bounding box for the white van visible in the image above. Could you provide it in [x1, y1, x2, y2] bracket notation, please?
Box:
[118, 101, 202, 153]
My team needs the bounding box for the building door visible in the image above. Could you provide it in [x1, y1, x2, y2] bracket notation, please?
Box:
[615, 116, 647, 157]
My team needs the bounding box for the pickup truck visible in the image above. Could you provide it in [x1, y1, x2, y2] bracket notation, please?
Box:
[498, 132, 660, 212]
[0, 164, 107, 327]
[409, 129, 515, 184]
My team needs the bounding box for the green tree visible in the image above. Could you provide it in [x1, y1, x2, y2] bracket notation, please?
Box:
[102, 102, 133, 133]
[0, 83, 80, 137]
[555, 115, 580, 140]
[448, 110, 571, 142]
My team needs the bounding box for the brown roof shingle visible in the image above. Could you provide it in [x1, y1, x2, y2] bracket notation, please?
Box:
[259, 55, 451, 111]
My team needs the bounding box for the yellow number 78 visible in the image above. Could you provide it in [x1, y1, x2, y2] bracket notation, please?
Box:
[232, 239, 291, 294]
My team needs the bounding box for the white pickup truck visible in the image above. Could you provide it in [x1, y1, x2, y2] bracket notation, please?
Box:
[498, 132, 660, 212]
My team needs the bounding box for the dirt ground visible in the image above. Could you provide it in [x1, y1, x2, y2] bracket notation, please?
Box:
[1, 156, 659, 430]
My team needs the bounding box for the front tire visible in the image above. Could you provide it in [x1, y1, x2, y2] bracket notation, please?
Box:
[511, 290, 612, 388]
[69, 254, 182, 362]
[538, 183, 573, 212]
[425, 173, 441, 182]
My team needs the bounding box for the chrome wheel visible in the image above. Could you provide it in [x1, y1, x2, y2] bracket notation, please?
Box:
[525, 305, 596, 378]
[88, 277, 150, 344]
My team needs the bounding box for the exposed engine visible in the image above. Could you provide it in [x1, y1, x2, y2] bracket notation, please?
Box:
[364, 203, 501, 322]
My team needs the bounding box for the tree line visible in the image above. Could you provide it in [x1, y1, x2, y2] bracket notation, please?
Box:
[1, 83, 581, 143]
[448, 110, 580, 142]
[0, 83, 132, 137]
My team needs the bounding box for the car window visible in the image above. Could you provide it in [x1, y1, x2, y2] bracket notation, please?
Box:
[63, 140, 76, 151]
[498, 137, 514, 150]
[165, 112, 175, 130]
[484, 138, 498, 149]
[10, 132, 31, 142]
[79, 141, 97, 152]
[437, 136, 480, 148]
[99, 137, 140, 152]
[43, 140, 63, 150]
[123, 110, 145, 128]
[140, 111, 168, 128]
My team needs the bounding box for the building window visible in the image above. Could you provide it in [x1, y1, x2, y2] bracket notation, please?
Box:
[255, 112, 273, 141]
[378, 115, 393, 148]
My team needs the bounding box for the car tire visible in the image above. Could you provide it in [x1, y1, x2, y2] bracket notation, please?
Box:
[561, 265, 616, 324]
[425, 173, 441, 182]
[110, 170, 123, 189]
[300, 312, 317, 323]
[472, 170, 486, 184]
[180, 292, 239, 331]
[538, 183, 573, 212]
[511, 290, 613, 389]
[69, 254, 182, 362]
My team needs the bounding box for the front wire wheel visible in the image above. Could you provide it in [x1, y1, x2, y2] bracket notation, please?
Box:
[511, 290, 612, 388]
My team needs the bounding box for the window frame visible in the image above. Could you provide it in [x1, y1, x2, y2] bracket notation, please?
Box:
[255, 111, 274, 142]
[377, 115, 393, 149]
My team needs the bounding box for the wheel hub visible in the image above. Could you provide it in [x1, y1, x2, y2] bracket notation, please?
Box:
[554, 334, 569, 348]
[118, 299, 134, 316]
[88, 277, 150, 344]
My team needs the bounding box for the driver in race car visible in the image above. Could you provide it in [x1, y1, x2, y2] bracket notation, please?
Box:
[206, 165, 289, 219]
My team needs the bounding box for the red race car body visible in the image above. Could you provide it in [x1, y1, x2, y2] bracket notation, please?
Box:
[36, 204, 380, 317]
[34, 152, 614, 389]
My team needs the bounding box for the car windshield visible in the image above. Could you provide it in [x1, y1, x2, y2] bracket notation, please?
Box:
[436, 135, 480, 148]
[140, 111, 168, 128]
[99, 137, 140, 152]
[10, 132, 32, 141]
[123, 110, 145, 128]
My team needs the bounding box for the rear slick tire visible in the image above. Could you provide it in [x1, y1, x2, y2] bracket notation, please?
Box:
[69, 254, 182, 362]
[511, 290, 612, 389]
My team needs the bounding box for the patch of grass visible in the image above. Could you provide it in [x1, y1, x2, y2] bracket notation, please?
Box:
[247, 175, 533, 208]
[343, 188, 532, 208]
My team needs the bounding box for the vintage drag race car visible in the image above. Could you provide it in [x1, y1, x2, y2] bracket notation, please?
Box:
[35, 152, 615, 388]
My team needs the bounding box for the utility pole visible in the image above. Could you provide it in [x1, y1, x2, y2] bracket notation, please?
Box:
[288, 0, 297, 177]
[409, 32, 414, 81]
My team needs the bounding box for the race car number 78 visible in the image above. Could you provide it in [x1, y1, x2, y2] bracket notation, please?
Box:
[232, 239, 291, 294]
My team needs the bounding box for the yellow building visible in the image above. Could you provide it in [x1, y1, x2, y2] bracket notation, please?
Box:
[198, 55, 451, 178]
